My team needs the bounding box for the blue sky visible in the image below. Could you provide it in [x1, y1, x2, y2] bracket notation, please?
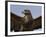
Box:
[10, 5, 42, 19]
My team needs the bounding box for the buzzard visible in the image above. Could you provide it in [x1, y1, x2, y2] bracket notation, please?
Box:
[10, 10, 42, 32]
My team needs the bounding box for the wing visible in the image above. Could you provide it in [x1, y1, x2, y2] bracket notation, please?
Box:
[32, 16, 42, 30]
[11, 13, 24, 32]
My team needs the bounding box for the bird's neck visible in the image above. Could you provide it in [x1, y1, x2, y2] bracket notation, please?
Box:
[24, 15, 29, 23]
[24, 15, 33, 23]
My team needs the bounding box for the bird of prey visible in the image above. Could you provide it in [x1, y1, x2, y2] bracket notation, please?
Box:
[10, 10, 42, 32]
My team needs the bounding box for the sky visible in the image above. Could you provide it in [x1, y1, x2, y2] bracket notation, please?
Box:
[10, 5, 42, 19]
